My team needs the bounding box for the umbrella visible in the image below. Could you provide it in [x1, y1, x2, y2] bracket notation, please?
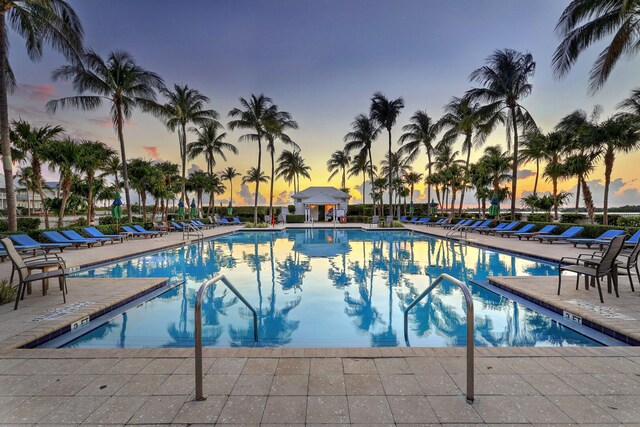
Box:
[429, 199, 438, 216]
[190, 199, 197, 217]
[227, 200, 233, 216]
[111, 192, 123, 232]
[489, 193, 500, 217]
[177, 198, 185, 218]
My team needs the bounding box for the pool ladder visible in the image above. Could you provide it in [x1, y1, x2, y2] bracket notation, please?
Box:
[445, 223, 468, 240]
[194, 274, 258, 401]
[183, 223, 204, 240]
[403, 273, 475, 404]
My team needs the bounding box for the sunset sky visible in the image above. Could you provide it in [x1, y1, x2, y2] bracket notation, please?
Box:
[7, 0, 640, 207]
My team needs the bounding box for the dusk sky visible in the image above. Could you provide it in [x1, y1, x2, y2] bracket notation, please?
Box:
[7, 0, 640, 207]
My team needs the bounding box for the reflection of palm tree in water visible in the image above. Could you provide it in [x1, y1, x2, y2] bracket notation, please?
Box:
[276, 252, 310, 290]
[345, 250, 382, 332]
[370, 235, 399, 346]
[328, 253, 351, 288]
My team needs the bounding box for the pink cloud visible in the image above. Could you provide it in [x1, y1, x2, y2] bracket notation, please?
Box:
[15, 84, 56, 102]
[143, 146, 160, 160]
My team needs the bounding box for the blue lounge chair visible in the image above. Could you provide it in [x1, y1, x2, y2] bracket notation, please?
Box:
[498, 223, 536, 237]
[43, 231, 97, 249]
[477, 222, 509, 235]
[425, 218, 448, 227]
[464, 220, 492, 231]
[10, 234, 71, 253]
[194, 220, 213, 229]
[460, 220, 482, 230]
[134, 225, 164, 236]
[416, 218, 431, 225]
[84, 227, 125, 243]
[443, 219, 473, 229]
[232, 217, 243, 224]
[486, 221, 520, 235]
[515, 224, 556, 240]
[170, 221, 184, 230]
[399, 216, 408, 223]
[568, 229, 626, 248]
[471, 220, 495, 232]
[536, 226, 584, 244]
[596, 229, 640, 248]
[121, 225, 156, 238]
[61, 230, 107, 246]
[216, 218, 233, 226]
[406, 217, 419, 223]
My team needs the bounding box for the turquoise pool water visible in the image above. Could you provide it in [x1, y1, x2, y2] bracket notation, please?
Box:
[62, 229, 599, 348]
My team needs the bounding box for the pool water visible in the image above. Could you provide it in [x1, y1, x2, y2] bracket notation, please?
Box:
[62, 229, 600, 348]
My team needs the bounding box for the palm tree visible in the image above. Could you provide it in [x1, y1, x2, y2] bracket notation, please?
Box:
[44, 138, 79, 227]
[102, 154, 122, 191]
[619, 88, 640, 117]
[10, 120, 64, 228]
[187, 170, 210, 214]
[541, 131, 571, 221]
[398, 110, 440, 205]
[206, 173, 226, 216]
[154, 161, 180, 220]
[370, 92, 404, 215]
[403, 172, 423, 210]
[327, 149, 351, 188]
[76, 140, 116, 223]
[564, 152, 597, 223]
[467, 49, 536, 219]
[348, 150, 372, 206]
[47, 50, 164, 223]
[187, 121, 237, 175]
[242, 167, 269, 219]
[275, 149, 311, 193]
[228, 94, 276, 225]
[16, 166, 36, 215]
[220, 167, 241, 210]
[439, 97, 499, 214]
[344, 114, 380, 198]
[478, 145, 512, 203]
[264, 107, 298, 223]
[553, 0, 640, 93]
[0, 0, 83, 231]
[127, 158, 156, 222]
[519, 131, 547, 198]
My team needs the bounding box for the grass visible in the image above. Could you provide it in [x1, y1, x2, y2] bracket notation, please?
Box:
[0, 279, 16, 305]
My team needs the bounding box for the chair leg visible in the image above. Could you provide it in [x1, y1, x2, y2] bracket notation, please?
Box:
[61, 277, 66, 304]
[612, 272, 620, 298]
[627, 268, 635, 292]
[9, 266, 15, 285]
[14, 282, 23, 310]
[575, 273, 580, 290]
[596, 276, 604, 303]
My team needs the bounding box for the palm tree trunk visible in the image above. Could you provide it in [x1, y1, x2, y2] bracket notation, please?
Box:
[582, 178, 595, 224]
[141, 191, 147, 223]
[86, 173, 94, 223]
[0, 16, 17, 232]
[362, 174, 366, 207]
[458, 138, 472, 216]
[341, 167, 346, 189]
[553, 177, 558, 221]
[116, 103, 133, 224]
[180, 123, 187, 202]
[426, 152, 432, 204]
[387, 129, 392, 217]
[603, 146, 614, 226]
[368, 148, 374, 213]
[533, 159, 539, 196]
[33, 160, 50, 228]
[575, 176, 581, 212]
[58, 175, 71, 228]
[510, 106, 519, 220]
[269, 148, 275, 223]
[254, 139, 262, 225]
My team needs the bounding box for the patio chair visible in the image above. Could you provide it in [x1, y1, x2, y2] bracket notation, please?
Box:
[399, 215, 407, 223]
[170, 221, 184, 230]
[121, 225, 156, 238]
[558, 234, 626, 303]
[424, 218, 448, 227]
[370, 215, 379, 227]
[486, 221, 520, 236]
[43, 231, 98, 249]
[577, 239, 640, 292]
[514, 224, 556, 240]
[477, 222, 509, 235]
[0, 237, 68, 310]
[596, 229, 640, 249]
[134, 225, 165, 236]
[60, 230, 108, 246]
[567, 229, 626, 248]
[10, 234, 71, 253]
[498, 223, 536, 238]
[232, 217, 243, 224]
[471, 220, 495, 233]
[385, 216, 394, 226]
[416, 217, 431, 225]
[442, 219, 473, 229]
[83, 227, 125, 243]
[463, 220, 491, 231]
[536, 226, 584, 244]
[458, 220, 482, 230]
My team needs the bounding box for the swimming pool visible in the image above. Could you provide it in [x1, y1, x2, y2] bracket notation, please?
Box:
[59, 228, 601, 348]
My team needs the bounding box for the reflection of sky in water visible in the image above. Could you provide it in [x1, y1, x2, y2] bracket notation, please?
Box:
[64, 229, 600, 348]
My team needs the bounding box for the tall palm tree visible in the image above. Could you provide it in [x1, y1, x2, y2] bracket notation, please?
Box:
[619, 88, 640, 117]
[47, 50, 164, 223]
[439, 97, 499, 214]
[220, 167, 241, 210]
[370, 92, 404, 215]
[102, 154, 122, 192]
[147, 84, 217, 203]
[275, 149, 311, 193]
[187, 121, 237, 175]
[519, 131, 547, 198]
[206, 173, 226, 216]
[541, 131, 571, 221]
[10, 120, 64, 228]
[468, 49, 536, 219]
[16, 166, 36, 216]
[564, 152, 598, 223]
[127, 158, 155, 223]
[403, 172, 423, 210]
[187, 170, 210, 214]
[398, 110, 440, 205]
[553, 0, 640, 93]
[344, 114, 380, 199]
[264, 107, 298, 222]
[327, 149, 351, 189]
[76, 140, 115, 223]
[154, 161, 180, 220]
[44, 138, 79, 227]
[1, 0, 83, 231]
[348, 150, 372, 206]
[242, 167, 269, 219]
[228, 94, 276, 225]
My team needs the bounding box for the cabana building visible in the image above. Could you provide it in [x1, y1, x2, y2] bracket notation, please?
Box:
[290, 186, 351, 222]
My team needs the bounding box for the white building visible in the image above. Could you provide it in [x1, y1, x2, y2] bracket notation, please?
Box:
[290, 186, 350, 222]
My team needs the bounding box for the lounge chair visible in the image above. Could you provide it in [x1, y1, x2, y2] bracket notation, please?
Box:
[596, 229, 640, 248]
[84, 227, 125, 243]
[558, 235, 625, 303]
[459, 220, 482, 230]
[194, 220, 213, 229]
[471, 220, 495, 233]
[567, 229, 626, 248]
[399, 216, 408, 223]
[463, 220, 492, 231]
[370, 215, 379, 227]
[424, 218, 448, 227]
[121, 225, 157, 238]
[43, 231, 98, 249]
[514, 224, 556, 240]
[10, 234, 71, 253]
[486, 221, 520, 235]
[406, 217, 419, 223]
[134, 225, 165, 236]
[385, 216, 394, 226]
[442, 219, 473, 229]
[61, 230, 108, 246]
[477, 222, 509, 235]
[170, 221, 184, 230]
[416, 218, 431, 225]
[232, 217, 243, 224]
[1, 237, 68, 310]
[498, 223, 536, 237]
[536, 226, 584, 244]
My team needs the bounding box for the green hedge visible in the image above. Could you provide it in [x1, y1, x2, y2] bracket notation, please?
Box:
[286, 215, 305, 223]
[0, 218, 43, 232]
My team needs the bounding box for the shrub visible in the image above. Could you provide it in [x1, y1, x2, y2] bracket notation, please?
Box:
[244, 222, 269, 228]
[286, 214, 305, 223]
[287, 205, 295, 214]
[0, 279, 16, 305]
[17, 217, 41, 231]
[346, 215, 371, 223]
[560, 213, 586, 224]
[526, 213, 551, 222]
[618, 216, 640, 227]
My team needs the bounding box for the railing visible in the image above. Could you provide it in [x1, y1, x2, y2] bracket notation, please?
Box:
[403, 273, 475, 404]
[183, 223, 204, 240]
[446, 223, 468, 239]
[195, 274, 258, 401]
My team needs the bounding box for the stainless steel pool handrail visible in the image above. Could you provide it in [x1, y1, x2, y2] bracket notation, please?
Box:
[195, 274, 258, 401]
[403, 273, 475, 403]
[183, 223, 204, 240]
